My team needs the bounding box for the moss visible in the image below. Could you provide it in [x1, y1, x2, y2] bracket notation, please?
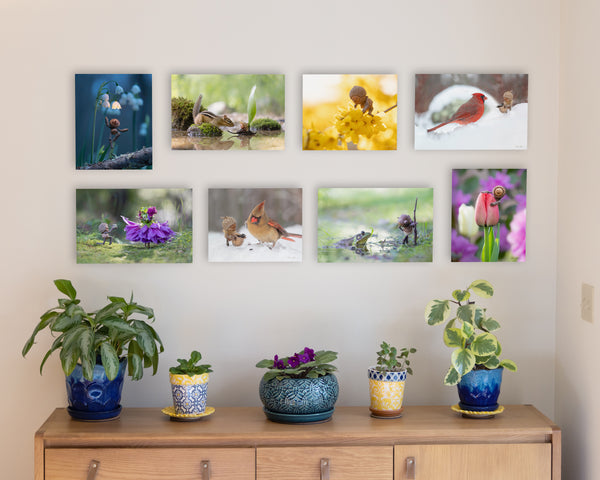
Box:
[187, 122, 223, 137]
[171, 97, 194, 130]
[250, 118, 282, 131]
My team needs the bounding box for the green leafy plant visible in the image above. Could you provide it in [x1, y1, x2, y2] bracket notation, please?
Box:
[22, 279, 164, 381]
[256, 347, 337, 381]
[376, 342, 416, 374]
[169, 350, 212, 376]
[424, 279, 517, 386]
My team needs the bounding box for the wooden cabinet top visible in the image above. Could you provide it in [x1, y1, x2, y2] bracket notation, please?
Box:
[36, 405, 558, 449]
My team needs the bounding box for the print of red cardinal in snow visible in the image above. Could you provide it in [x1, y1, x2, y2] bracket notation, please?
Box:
[246, 201, 302, 249]
[427, 93, 487, 133]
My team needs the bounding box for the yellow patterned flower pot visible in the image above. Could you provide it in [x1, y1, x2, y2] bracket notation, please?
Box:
[169, 372, 209, 415]
[368, 367, 406, 418]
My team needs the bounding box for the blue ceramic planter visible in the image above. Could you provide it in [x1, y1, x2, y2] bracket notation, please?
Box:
[65, 358, 127, 420]
[259, 374, 339, 416]
[457, 367, 503, 412]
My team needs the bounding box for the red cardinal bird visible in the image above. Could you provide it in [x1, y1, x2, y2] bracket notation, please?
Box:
[427, 93, 487, 133]
[246, 200, 302, 249]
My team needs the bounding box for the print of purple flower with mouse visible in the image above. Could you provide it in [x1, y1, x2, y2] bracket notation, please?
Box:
[121, 206, 176, 247]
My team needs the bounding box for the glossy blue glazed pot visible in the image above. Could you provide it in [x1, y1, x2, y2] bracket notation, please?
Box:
[457, 367, 503, 412]
[65, 358, 127, 420]
[259, 374, 339, 415]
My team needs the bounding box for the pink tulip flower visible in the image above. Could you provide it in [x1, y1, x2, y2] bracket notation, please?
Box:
[475, 192, 500, 227]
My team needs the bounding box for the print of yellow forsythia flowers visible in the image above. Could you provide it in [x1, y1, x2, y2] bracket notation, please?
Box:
[303, 75, 397, 151]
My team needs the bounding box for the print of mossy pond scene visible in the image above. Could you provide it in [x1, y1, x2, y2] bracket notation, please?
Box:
[171, 74, 284, 150]
[452, 168, 526, 262]
[76, 189, 192, 264]
[318, 188, 433, 262]
[75, 74, 152, 169]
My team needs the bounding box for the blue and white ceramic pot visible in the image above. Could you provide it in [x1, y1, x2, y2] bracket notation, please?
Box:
[65, 357, 127, 420]
[169, 372, 210, 415]
[457, 367, 503, 412]
[259, 374, 339, 417]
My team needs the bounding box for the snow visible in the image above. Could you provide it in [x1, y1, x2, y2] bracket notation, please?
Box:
[208, 225, 303, 262]
[415, 84, 528, 150]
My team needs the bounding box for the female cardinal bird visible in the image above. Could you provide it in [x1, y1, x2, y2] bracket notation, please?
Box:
[427, 93, 487, 133]
[246, 200, 302, 249]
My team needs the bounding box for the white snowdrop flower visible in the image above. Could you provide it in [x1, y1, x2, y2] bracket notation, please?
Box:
[102, 100, 110, 109]
[458, 204, 479, 238]
[118, 94, 127, 106]
[131, 84, 141, 95]
[101, 93, 109, 101]
[115, 86, 124, 95]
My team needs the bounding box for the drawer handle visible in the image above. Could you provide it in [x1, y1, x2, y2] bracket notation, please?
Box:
[320, 458, 330, 480]
[201, 460, 211, 480]
[86, 460, 100, 480]
[406, 456, 416, 479]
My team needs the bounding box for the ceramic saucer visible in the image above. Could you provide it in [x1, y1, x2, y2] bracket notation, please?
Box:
[263, 407, 334, 424]
[451, 404, 504, 419]
[161, 406, 215, 422]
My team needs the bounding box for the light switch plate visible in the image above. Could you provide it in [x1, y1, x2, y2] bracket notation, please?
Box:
[581, 283, 594, 323]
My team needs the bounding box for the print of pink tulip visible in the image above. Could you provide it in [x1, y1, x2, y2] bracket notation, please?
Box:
[475, 186, 505, 262]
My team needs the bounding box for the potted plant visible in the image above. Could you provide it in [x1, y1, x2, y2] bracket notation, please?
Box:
[169, 350, 212, 416]
[368, 342, 416, 418]
[424, 279, 517, 413]
[22, 279, 163, 420]
[256, 347, 338, 423]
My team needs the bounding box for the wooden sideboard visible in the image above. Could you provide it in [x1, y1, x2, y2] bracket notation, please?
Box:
[35, 405, 560, 479]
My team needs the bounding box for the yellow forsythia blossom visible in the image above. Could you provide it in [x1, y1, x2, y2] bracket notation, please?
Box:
[303, 127, 345, 150]
[335, 104, 386, 146]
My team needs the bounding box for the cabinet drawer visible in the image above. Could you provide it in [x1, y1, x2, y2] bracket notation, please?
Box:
[395, 444, 551, 480]
[257, 446, 393, 480]
[45, 447, 254, 480]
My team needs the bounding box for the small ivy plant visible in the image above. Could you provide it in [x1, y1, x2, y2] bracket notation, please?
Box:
[424, 279, 517, 386]
[376, 342, 416, 374]
[169, 350, 212, 376]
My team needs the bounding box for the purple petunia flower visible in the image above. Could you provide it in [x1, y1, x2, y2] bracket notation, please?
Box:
[451, 229, 479, 262]
[507, 209, 526, 261]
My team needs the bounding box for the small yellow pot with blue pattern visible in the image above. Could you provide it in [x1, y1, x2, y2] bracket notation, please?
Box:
[169, 373, 209, 415]
[368, 367, 406, 418]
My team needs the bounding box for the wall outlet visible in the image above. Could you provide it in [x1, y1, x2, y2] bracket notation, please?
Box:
[581, 283, 594, 323]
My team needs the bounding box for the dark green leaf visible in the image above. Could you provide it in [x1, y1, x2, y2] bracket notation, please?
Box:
[54, 279, 77, 300]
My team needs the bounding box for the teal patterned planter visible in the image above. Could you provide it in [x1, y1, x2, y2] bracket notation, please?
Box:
[259, 374, 339, 417]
